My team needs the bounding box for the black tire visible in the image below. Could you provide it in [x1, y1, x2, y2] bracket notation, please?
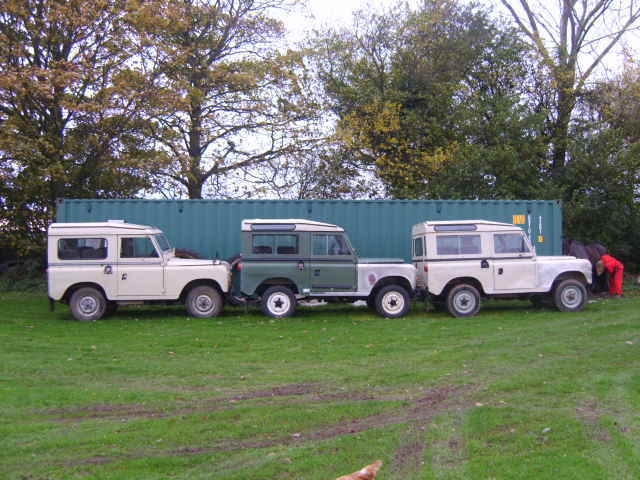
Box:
[185, 285, 223, 318]
[554, 279, 587, 312]
[375, 285, 410, 318]
[105, 302, 119, 316]
[261, 286, 296, 318]
[446, 284, 481, 318]
[70, 287, 106, 322]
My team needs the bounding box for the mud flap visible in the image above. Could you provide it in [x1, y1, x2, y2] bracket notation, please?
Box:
[48, 297, 55, 312]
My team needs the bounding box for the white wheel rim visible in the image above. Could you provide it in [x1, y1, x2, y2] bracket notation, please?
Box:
[194, 294, 214, 314]
[268, 292, 291, 315]
[561, 285, 582, 308]
[79, 296, 98, 315]
[382, 291, 405, 315]
[454, 290, 476, 314]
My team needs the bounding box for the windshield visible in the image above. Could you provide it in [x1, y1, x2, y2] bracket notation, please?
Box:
[154, 233, 172, 252]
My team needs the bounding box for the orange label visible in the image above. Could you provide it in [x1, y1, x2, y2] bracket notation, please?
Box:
[512, 214, 526, 225]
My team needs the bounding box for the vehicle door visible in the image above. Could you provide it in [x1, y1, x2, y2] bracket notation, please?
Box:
[309, 233, 357, 292]
[116, 235, 164, 297]
[492, 232, 536, 291]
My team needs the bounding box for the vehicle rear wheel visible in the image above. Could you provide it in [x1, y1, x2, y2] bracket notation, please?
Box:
[446, 284, 481, 317]
[186, 285, 223, 318]
[375, 285, 410, 318]
[554, 279, 587, 312]
[261, 286, 296, 318]
[70, 287, 106, 322]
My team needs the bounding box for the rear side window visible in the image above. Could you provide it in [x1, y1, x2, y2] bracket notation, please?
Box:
[413, 237, 424, 257]
[252, 234, 298, 255]
[436, 235, 481, 255]
[494, 233, 529, 254]
[58, 238, 107, 260]
[313, 234, 351, 256]
[120, 237, 158, 258]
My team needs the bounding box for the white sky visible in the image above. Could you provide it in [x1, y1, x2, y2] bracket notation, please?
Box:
[285, 0, 636, 77]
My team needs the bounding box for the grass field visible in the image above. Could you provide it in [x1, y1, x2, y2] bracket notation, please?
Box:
[1, 288, 640, 479]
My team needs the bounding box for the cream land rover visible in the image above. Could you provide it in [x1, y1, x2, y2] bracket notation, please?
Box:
[47, 221, 231, 321]
[412, 220, 593, 317]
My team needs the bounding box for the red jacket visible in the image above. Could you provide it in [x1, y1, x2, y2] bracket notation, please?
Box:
[601, 254, 623, 273]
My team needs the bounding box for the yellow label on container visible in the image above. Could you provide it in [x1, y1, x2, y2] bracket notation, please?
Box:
[537, 235, 544, 243]
[513, 214, 526, 225]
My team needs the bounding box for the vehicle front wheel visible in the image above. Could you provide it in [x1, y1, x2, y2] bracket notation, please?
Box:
[261, 286, 296, 318]
[186, 285, 223, 318]
[554, 279, 587, 312]
[70, 287, 106, 322]
[446, 284, 481, 317]
[375, 285, 410, 318]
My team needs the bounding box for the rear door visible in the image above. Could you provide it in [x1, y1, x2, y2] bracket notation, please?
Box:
[309, 233, 357, 292]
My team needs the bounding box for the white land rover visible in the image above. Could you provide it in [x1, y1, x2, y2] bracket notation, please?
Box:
[412, 220, 593, 317]
[47, 221, 231, 321]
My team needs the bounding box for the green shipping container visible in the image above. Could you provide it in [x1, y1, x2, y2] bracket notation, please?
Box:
[56, 199, 563, 261]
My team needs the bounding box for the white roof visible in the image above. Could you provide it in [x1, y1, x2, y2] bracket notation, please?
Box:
[412, 219, 522, 235]
[48, 220, 162, 236]
[242, 218, 343, 232]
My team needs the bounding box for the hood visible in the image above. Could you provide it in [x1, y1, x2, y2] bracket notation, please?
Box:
[358, 257, 406, 264]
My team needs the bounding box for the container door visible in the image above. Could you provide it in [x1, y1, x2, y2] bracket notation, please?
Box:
[117, 236, 164, 297]
[309, 233, 357, 292]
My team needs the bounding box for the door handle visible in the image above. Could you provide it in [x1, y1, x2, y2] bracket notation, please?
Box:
[121, 273, 127, 280]
[498, 268, 504, 275]
[314, 269, 321, 277]
[103, 265, 113, 275]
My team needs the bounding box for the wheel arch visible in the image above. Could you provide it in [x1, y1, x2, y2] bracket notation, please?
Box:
[62, 282, 108, 304]
[440, 277, 486, 298]
[179, 279, 224, 303]
[254, 278, 300, 296]
[549, 271, 589, 293]
[370, 276, 413, 298]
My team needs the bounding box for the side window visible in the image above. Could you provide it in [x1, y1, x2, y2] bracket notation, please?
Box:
[413, 237, 424, 257]
[252, 235, 298, 255]
[313, 234, 351, 256]
[436, 235, 481, 255]
[58, 238, 107, 260]
[494, 233, 530, 254]
[120, 237, 159, 258]
[252, 235, 274, 254]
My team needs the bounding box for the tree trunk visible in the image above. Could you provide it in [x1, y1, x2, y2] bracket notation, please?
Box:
[551, 81, 576, 171]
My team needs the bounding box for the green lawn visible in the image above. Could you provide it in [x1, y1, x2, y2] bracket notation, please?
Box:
[1, 289, 639, 479]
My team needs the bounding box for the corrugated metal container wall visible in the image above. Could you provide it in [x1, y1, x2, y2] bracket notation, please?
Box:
[56, 199, 563, 261]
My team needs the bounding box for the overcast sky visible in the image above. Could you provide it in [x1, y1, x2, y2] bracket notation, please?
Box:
[288, 0, 636, 78]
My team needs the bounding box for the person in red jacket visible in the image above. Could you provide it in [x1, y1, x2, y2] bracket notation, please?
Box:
[596, 254, 624, 297]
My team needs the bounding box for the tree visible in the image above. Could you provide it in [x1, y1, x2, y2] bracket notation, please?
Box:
[0, 0, 157, 254]
[308, 0, 549, 199]
[128, 0, 316, 199]
[498, 0, 640, 170]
